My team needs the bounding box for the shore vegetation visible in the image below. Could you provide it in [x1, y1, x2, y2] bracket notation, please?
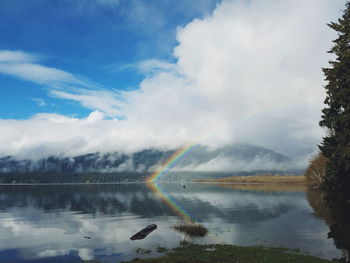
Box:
[197, 174, 306, 184]
[173, 223, 208, 238]
[122, 244, 333, 263]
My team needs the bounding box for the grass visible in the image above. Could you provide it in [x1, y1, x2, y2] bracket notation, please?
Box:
[173, 223, 208, 238]
[122, 244, 332, 263]
[179, 240, 191, 246]
[197, 174, 306, 184]
[156, 246, 169, 253]
[217, 183, 307, 192]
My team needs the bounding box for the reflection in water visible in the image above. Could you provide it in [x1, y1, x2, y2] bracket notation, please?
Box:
[147, 183, 194, 223]
[0, 183, 345, 262]
[307, 190, 350, 262]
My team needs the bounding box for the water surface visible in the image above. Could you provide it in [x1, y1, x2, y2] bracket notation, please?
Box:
[0, 183, 343, 262]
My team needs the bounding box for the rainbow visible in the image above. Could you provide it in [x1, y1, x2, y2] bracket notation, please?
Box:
[146, 94, 321, 183]
[146, 140, 202, 223]
[147, 183, 226, 243]
[146, 142, 199, 183]
[147, 183, 194, 223]
[144, 130, 215, 222]
[145, 133, 213, 222]
[143, 99, 320, 238]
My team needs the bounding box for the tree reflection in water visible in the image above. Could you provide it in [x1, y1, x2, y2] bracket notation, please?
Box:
[308, 190, 350, 262]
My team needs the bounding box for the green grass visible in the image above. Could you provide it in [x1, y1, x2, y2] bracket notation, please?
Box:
[156, 246, 169, 253]
[179, 240, 191, 246]
[173, 223, 208, 238]
[122, 244, 332, 263]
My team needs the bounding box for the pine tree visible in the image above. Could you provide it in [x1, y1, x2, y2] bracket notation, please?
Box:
[319, 2, 350, 192]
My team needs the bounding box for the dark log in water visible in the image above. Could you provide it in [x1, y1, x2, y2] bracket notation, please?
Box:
[130, 224, 157, 240]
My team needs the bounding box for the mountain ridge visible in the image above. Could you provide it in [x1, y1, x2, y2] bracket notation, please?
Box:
[0, 144, 291, 174]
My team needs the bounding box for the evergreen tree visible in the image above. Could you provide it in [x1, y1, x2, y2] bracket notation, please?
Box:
[319, 1, 350, 192]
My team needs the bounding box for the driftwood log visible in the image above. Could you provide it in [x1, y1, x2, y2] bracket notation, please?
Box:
[130, 224, 157, 240]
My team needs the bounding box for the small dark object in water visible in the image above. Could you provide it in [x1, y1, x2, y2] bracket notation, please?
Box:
[84, 236, 91, 239]
[182, 185, 186, 189]
[130, 224, 157, 240]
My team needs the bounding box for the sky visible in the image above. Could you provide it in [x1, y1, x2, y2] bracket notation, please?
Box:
[0, 0, 346, 161]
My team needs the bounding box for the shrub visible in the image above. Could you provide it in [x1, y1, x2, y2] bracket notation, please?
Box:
[305, 153, 328, 189]
[173, 223, 208, 238]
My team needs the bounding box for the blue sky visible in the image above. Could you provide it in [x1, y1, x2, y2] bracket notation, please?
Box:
[0, 0, 220, 119]
[0, 0, 345, 162]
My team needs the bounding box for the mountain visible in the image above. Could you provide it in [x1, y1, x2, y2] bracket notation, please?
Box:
[0, 144, 290, 174]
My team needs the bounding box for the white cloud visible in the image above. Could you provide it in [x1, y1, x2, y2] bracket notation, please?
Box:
[175, 155, 310, 173]
[31, 98, 46, 107]
[0, 51, 79, 86]
[122, 59, 179, 76]
[0, 0, 345, 166]
[0, 50, 122, 117]
[78, 248, 94, 261]
[0, 111, 198, 159]
[49, 89, 124, 117]
[0, 50, 37, 63]
[114, 0, 342, 157]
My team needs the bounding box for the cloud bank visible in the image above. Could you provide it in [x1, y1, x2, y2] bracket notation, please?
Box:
[0, 0, 345, 163]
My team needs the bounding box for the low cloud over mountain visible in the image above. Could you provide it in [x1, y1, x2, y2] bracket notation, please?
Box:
[0, 144, 305, 175]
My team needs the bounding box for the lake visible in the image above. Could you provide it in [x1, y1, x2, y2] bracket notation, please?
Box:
[0, 183, 345, 262]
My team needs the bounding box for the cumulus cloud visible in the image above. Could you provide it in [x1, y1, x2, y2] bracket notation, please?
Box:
[0, 0, 345, 165]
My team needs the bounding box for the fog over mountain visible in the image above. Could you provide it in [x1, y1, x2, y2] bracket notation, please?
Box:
[0, 0, 344, 169]
[0, 144, 306, 174]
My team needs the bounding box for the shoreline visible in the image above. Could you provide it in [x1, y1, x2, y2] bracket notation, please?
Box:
[196, 174, 306, 184]
[122, 244, 332, 263]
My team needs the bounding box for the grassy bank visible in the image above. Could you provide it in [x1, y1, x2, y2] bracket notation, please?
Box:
[217, 182, 307, 192]
[197, 174, 306, 184]
[123, 244, 332, 263]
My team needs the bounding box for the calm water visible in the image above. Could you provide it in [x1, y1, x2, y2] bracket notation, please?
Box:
[0, 183, 344, 262]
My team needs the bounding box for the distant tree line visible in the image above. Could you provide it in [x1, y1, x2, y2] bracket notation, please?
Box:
[0, 172, 148, 184]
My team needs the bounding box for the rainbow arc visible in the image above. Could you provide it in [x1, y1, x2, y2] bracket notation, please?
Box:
[147, 183, 194, 223]
[146, 142, 199, 183]
[146, 141, 201, 223]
